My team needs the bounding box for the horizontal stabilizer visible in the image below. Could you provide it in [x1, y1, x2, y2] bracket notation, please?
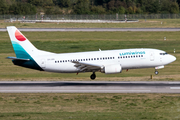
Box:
[6, 57, 30, 61]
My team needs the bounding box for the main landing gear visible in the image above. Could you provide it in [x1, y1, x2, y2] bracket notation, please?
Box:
[155, 70, 159, 75]
[90, 72, 96, 80]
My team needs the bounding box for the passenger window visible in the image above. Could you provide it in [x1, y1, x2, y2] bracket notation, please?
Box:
[94, 58, 96, 60]
[97, 58, 99, 60]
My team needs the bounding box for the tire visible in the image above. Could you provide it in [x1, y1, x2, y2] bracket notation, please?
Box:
[90, 74, 96, 80]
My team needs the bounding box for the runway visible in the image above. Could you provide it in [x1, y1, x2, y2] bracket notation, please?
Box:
[1, 81, 180, 93]
[1, 28, 180, 32]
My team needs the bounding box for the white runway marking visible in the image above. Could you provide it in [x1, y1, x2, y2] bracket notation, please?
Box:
[170, 87, 180, 89]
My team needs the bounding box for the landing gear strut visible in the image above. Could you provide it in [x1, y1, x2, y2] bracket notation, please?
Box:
[155, 70, 159, 75]
[90, 72, 96, 80]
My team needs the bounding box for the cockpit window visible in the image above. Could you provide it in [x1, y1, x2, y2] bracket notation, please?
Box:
[160, 53, 168, 55]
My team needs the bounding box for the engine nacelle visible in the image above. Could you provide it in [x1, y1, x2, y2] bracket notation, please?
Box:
[101, 64, 122, 74]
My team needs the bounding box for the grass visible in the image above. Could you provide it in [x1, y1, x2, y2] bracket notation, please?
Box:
[0, 31, 179, 80]
[0, 23, 179, 120]
[0, 93, 179, 120]
[1, 19, 180, 28]
[1, 31, 180, 53]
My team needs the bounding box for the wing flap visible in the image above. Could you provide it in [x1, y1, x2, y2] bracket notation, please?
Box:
[72, 61, 101, 72]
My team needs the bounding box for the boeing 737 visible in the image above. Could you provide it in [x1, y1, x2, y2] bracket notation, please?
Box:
[7, 26, 176, 80]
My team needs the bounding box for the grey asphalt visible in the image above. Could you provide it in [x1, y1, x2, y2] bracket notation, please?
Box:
[1, 28, 180, 32]
[1, 81, 180, 93]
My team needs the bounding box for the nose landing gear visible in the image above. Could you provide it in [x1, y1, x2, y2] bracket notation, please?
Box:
[90, 72, 96, 80]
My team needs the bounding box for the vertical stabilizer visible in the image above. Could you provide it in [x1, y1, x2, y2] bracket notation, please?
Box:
[7, 26, 45, 71]
[7, 26, 38, 59]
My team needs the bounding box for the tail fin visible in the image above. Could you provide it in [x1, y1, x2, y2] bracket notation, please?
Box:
[7, 26, 38, 59]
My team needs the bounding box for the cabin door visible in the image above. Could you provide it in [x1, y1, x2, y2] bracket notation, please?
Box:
[150, 52, 154, 61]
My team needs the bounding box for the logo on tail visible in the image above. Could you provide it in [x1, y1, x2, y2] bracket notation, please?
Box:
[15, 30, 26, 41]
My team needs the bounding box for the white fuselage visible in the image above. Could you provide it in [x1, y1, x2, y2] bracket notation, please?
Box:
[35, 48, 176, 73]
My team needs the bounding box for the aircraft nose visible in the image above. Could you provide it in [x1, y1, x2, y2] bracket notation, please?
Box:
[170, 55, 176, 62]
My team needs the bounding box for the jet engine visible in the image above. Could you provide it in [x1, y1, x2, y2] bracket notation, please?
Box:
[101, 64, 122, 74]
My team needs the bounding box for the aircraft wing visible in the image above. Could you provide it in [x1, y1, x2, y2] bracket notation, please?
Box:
[72, 61, 101, 72]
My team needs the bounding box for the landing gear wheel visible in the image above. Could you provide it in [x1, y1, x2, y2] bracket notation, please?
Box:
[155, 71, 159, 75]
[90, 73, 96, 80]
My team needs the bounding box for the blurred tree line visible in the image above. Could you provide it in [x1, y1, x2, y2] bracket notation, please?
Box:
[0, 0, 180, 15]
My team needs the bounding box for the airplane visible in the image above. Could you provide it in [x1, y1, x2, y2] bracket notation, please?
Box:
[6, 26, 176, 80]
